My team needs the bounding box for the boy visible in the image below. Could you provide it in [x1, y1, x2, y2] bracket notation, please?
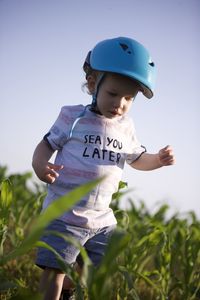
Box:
[32, 37, 175, 300]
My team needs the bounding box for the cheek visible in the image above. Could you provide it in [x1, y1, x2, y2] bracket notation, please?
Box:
[124, 101, 132, 111]
[97, 92, 108, 107]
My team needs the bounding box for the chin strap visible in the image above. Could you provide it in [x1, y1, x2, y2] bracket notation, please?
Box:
[68, 72, 106, 139]
[92, 72, 105, 106]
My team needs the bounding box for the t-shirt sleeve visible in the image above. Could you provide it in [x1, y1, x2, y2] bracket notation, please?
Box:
[125, 119, 146, 165]
[43, 106, 72, 150]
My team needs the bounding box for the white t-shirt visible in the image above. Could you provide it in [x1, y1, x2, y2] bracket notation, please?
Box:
[42, 105, 146, 228]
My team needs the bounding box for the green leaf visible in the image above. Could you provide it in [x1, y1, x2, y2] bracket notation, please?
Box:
[37, 230, 93, 285]
[88, 230, 131, 299]
[0, 179, 13, 209]
[0, 177, 103, 264]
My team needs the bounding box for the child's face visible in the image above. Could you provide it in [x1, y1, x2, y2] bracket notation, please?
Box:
[95, 73, 140, 119]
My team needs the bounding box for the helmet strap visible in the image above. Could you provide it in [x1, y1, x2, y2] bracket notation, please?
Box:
[91, 72, 105, 107]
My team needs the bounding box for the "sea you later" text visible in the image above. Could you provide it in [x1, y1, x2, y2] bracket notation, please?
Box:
[82, 134, 123, 164]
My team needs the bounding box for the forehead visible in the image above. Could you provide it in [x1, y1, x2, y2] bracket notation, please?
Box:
[103, 73, 140, 94]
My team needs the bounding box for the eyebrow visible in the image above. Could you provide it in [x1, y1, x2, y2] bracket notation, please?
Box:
[109, 88, 137, 96]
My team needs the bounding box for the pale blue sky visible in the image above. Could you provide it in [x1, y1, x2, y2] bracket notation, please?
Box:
[1, 0, 199, 216]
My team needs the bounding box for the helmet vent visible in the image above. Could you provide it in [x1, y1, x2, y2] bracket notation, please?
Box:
[149, 62, 155, 67]
[119, 43, 132, 54]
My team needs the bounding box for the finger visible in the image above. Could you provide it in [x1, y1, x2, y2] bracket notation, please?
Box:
[162, 145, 172, 152]
[39, 173, 56, 184]
[46, 174, 56, 184]
[47, 169, 60, 179]
[47, 162, 64, 171]
[162, 147, 174, 158]
[161, 156, 175, 165]
[161, 152, 174, 160]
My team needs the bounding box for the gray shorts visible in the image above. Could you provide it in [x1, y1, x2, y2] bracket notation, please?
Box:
[36, 219, 116, 270]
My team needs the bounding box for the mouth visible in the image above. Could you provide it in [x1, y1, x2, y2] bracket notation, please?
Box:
[110, 110, 122, 117]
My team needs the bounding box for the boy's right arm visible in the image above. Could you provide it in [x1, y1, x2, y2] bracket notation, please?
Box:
[32, 140, 63, 184]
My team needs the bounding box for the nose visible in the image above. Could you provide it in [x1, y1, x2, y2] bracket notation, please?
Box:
[114, 97, 126, 109]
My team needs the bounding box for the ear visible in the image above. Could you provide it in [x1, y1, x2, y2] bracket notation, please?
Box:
[87, 75, 97, 94]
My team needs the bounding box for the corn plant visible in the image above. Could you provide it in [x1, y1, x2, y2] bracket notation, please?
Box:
[0, 166, 200, 300]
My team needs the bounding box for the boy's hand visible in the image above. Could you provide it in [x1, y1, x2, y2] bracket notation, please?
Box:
[36, 162, 64, 184]
[158, 145, 175, 166]
[32, 140, 64, 184]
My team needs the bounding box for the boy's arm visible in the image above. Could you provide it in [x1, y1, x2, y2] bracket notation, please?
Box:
[32, 140, 63, 184]
[131, 145, 175, 171]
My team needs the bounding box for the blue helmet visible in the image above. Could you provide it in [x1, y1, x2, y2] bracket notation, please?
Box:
[83, 37, 156, 99]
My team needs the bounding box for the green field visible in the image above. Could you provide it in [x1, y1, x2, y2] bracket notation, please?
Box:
[0, 166, 199, 300]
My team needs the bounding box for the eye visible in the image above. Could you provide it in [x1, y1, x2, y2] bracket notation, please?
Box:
[108, 91, 117, 97]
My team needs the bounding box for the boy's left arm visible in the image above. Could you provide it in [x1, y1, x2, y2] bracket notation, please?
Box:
[131, 145, 175, 171]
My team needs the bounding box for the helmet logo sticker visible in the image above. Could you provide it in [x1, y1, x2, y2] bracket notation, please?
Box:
[119, 43, 132, 54]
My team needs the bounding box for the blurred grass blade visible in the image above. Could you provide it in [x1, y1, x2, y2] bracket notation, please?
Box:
[37, 230, 93, 284]
[88, 230, 131, 299]
[0, 179, 13, 255]
[0, 177, 103, 264]
[0, 179, 13, 223]
[0, 179, 13, 208]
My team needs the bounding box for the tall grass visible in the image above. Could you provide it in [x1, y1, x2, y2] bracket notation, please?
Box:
[0, 166, 200, 300]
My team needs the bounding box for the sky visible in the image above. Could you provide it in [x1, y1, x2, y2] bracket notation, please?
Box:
[0, 0, 199, 217]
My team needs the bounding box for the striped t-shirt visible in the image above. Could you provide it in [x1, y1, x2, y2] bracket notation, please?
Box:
[42, 105, 146, 228]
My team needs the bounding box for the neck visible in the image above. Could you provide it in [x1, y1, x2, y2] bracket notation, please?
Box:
[89, 104, 102, 115]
